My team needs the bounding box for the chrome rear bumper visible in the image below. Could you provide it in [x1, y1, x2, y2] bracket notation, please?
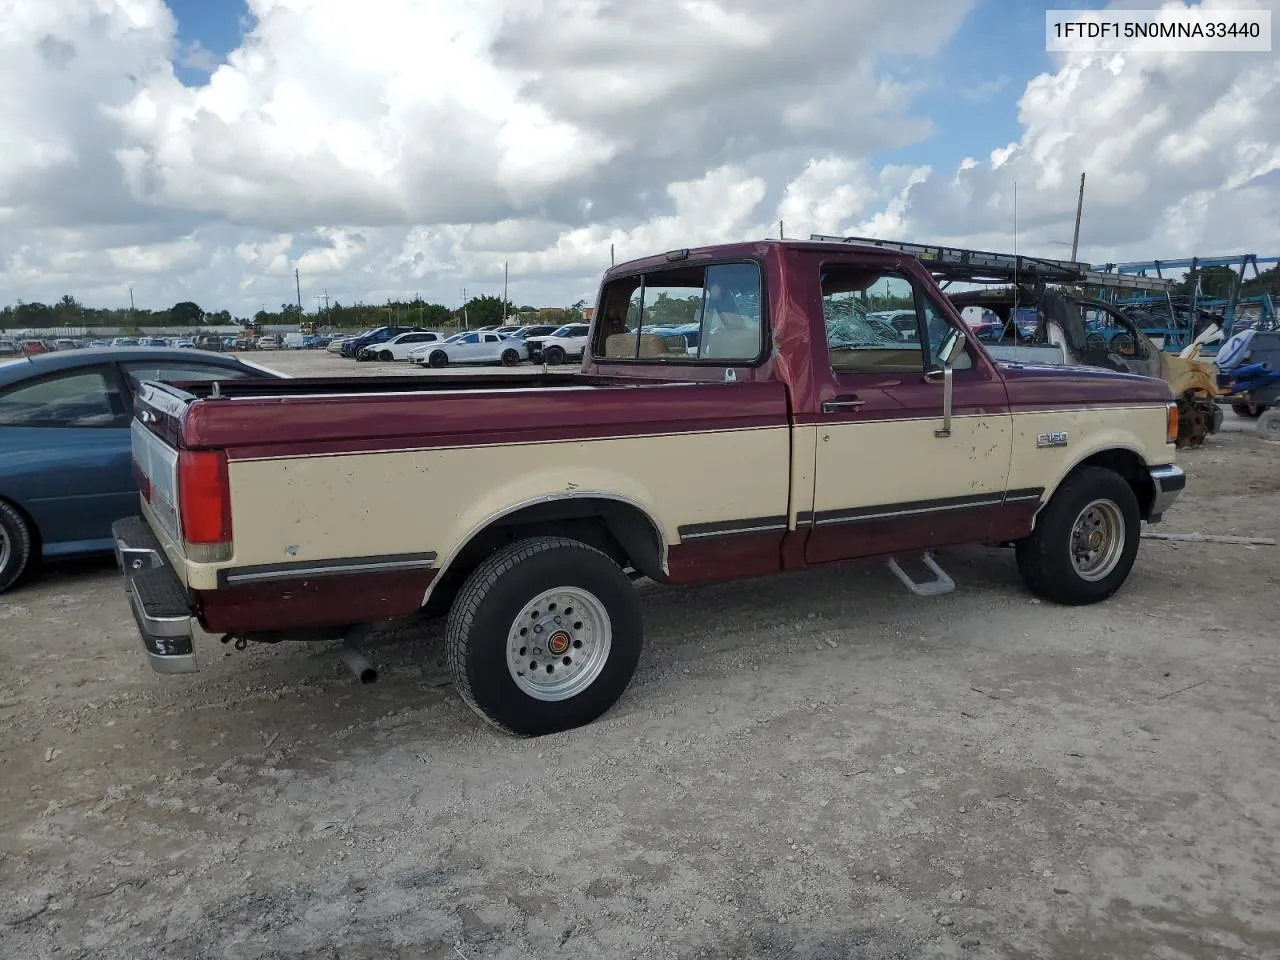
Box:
[112, 517, 199, 675]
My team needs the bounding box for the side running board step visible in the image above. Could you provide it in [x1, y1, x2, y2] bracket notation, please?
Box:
[886, 552, 956, 597]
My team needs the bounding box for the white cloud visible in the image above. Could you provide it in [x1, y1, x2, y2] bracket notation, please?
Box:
[179, 39, 217, 73]
[0, 0, 1276, 316]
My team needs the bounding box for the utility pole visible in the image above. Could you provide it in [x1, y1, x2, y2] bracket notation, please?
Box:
[1070, 171, 1086, 262]
[503, 261, 508, 324]
[779, 219, 784, 239]
[610, 243, 615, 267]
[129, 286, 135, 329]
[295, 267, 303, 321]
[462, 287, 468, 329]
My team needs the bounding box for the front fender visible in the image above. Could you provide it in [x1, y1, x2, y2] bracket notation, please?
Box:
[1010, 404, 1173, 509]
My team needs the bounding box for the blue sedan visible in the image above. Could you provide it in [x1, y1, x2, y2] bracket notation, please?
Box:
[0, 348, 285, 593]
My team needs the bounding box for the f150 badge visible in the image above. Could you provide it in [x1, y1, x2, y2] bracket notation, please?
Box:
[1036, 431, 1069, 448]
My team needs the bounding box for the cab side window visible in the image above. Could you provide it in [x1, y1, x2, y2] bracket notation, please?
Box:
[592, 261, 764, 362]
[821, 264, 971, 374]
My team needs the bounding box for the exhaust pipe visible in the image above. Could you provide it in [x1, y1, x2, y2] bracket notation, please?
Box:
[340, 645, 378, 684]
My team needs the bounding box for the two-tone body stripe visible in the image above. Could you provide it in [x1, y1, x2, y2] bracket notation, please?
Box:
[216, 551, 438, 588]
[677, 516, 789, 540]
[704, 489, 1048, 537]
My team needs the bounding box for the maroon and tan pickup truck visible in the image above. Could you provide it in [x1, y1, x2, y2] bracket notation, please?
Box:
[114, 239, 1185, 735]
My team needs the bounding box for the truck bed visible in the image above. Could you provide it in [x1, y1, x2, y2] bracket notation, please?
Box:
[142, 373, 786, 454]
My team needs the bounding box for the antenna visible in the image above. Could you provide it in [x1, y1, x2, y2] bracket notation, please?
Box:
[1012, 180, 1019, 364]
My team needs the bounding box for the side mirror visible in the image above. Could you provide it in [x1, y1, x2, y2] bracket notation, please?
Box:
[936, 327, 965, 368]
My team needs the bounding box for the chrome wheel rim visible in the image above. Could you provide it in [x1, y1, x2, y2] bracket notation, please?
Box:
[1070, 498, 1125, 581]
[0, 525, 10, 573]
[506, 586, 611, 701]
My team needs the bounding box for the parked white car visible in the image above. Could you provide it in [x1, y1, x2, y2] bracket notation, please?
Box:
[257, 335, 280, 350]
[525, 323, 591, 365]
[360, 331, 446, 361]
[412, 332, 528, 368]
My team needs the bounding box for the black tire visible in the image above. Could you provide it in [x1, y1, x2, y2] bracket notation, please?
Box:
[500, 349, 519, 366]
[428, 350, 448, 368]
[1259, 408, 1280, 443]
[1232, 401, 1267, 419]
[1014, 466, 1141, 606]
[544, 345, 566, 365]
[0, 500, 34, 594]
[446, 536, 643, 736]
[378, 350, 393, 362]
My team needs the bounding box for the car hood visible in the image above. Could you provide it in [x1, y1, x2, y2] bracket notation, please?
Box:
[999, 359, 1172, 404]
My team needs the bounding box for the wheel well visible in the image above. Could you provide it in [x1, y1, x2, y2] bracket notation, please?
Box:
[1068, 449, 1156, 519]
[422, 498, 663, 618]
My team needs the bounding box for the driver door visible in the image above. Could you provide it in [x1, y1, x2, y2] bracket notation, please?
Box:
[803, 261, 1014, 564]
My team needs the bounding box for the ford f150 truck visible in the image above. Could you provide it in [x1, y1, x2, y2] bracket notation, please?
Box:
[113, 239, 1185, 736]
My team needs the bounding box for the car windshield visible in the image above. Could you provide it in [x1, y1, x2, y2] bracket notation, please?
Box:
[550, 325, 577, 337]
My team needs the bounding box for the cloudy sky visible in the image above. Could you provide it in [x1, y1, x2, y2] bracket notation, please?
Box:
[3, 0, 1278, 316]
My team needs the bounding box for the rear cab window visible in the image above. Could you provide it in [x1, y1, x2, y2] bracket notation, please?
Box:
[591, 261, 765, 363]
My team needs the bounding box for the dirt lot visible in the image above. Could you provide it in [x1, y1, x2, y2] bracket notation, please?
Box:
[2, 353, 1279, 959]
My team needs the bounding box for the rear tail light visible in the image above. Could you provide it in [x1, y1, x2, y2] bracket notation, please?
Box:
[1166, 401, 1179, 445]
[178, 450, 233, 562]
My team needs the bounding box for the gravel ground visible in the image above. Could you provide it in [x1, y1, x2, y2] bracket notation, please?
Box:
[1, 353, 1278, 959]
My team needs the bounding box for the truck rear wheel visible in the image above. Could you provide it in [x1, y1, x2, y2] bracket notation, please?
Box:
[1014, 467, 1140, 606]
[446, 536, 643, 736]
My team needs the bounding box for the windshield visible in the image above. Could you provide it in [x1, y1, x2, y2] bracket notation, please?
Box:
[550, 325, 577, 337]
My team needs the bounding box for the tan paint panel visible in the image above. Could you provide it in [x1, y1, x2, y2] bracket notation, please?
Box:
[182, 427, 791, 590]
[1008, 406, 1175, 500]
[789, 425, 818, 525]
[813, 414, 1012, 512]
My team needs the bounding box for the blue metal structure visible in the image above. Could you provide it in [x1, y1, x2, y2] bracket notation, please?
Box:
[1092, 254, 1279, 351]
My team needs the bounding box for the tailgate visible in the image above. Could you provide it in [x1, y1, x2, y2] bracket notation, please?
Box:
[130, 383, 191, 566]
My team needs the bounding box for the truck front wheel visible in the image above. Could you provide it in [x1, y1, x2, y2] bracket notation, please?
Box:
[1014, 467, 1140, 606]
[446, 536, 644, 736]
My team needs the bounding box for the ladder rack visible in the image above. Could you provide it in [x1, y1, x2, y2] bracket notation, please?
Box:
[808, 234, 1176, 293]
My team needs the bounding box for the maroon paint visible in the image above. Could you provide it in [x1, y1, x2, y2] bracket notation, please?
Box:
[1000, 362, 1172, 409]
[194, 569, 435, 633]
[801, 503, 1030, 567]
[176, 379, 790, 459]
[664, 531, 787, 585]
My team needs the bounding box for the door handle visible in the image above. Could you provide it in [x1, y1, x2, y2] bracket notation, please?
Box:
[822, 396, 867, 413]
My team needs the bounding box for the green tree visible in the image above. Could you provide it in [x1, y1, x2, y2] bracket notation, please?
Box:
[170, 301, 205, 326]
[1242, 264, 1280, 297]
[461, 294, 515, 327]
[1177, 265, 1237, 300]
